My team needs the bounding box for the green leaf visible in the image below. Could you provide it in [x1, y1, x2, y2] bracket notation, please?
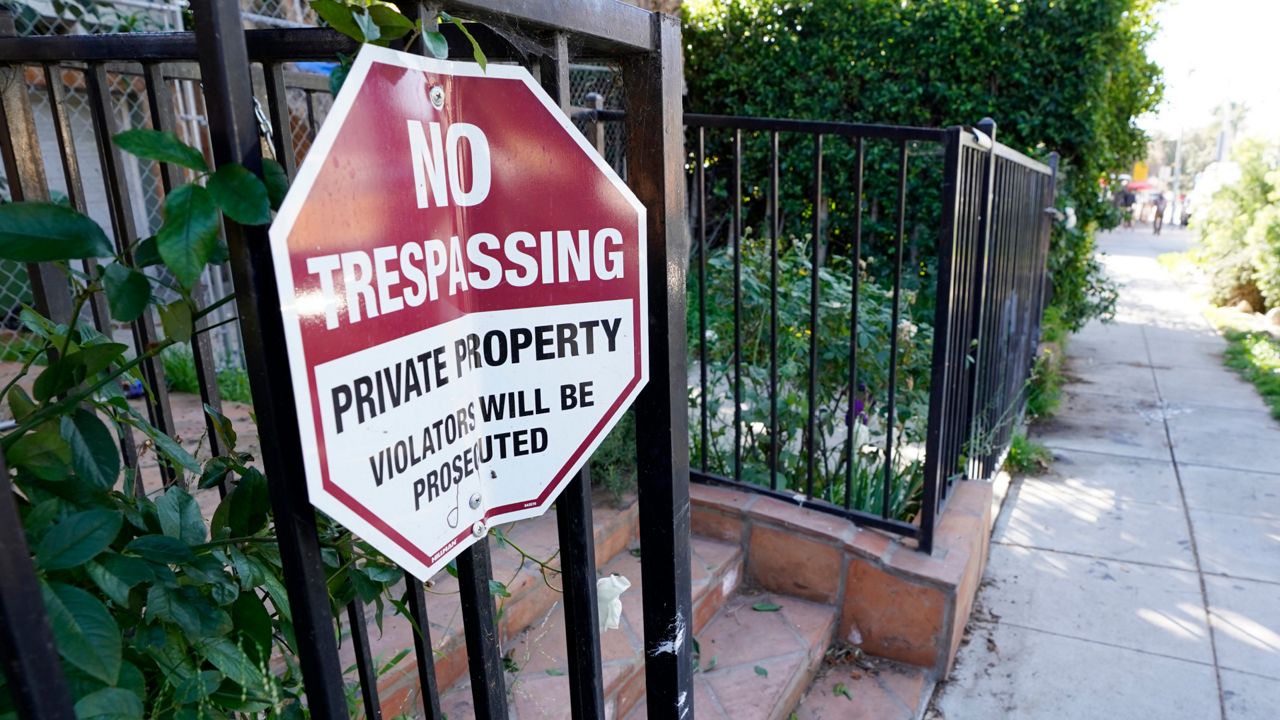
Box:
[197, 637, 268, 693]
[206, 163, 272, 226]
[423, 30, 449, 59]
[85, 554, 153, 606]
[369, 3, 413, 39]
[156, 184, 220, 289]
[133, 236, 162, 267]
[7, 422, 72, 481]
[833, 682, 853, 700]
[311, 0, 361, 39]
[0, 202, 113, 261]
[33, 358, 78, 403]
[113, 129, 207, 172]
[754, 665, 768, 677]
[262, 158, 289, 210]
[156, 487, 207, 545]
[35, 509, 122, 571]
[441, 13, 487, 71]
[231, 592, 273, 666]
[227, 467, 270, 537]
[42, 581, 121, 685]
[204, 403, 238, 451]
[545, 668, 565, 676]
[173, 669, 222, 705]
[146, 585, 230, 639]
[8, 385, 36, 420]
[126, 534, 194, 564]
[60, 409, 120, 490]
[74, 687, 143, 720]
[120, 405, 200, 474]
[488, 579, 511, 598]
[71, 342, 128, 379]
[329, 55, 352, 95]
[159, 300, 193, 343]
[353, 8, 381, 43]
[751, 602, 782, 612]
[102, 263, 151, 323]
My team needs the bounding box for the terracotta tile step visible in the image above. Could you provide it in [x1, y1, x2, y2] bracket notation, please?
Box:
[344, 495, 641, 717]
[436, 533, 746, 719]
[793, 654, 933, 720]
[622, 589, 839, 720]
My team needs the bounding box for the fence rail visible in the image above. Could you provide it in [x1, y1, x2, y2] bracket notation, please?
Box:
[671, 113, 1057, 553]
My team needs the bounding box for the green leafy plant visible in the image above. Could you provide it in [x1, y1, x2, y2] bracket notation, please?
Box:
[1222, 329, 1280, 420]
[0, 129, 417, 718]
[683, 0, 1160, 331]
[690, 230, 932, 520]
[1004, 434, 1052, 474]
[1192, 139, 1280, 311]
[310, 0, 489, 93]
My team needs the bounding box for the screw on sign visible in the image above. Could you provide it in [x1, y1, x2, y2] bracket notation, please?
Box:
[269, 45, 647, 581]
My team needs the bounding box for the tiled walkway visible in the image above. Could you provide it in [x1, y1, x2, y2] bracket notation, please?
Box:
[933, 226, 1280, 719]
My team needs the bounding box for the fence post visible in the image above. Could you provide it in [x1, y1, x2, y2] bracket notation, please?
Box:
[621, 11, 695, 719]
[186, 2, 349, 717]
[964, 117, 998, 480]
[919, 126, 964, 554]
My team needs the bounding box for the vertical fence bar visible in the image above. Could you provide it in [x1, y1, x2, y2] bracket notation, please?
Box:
[85, 63, 179, 487]
[457, 540, 508, 717]
[697, 127, 708, 472]
[844, 136, 864, 509]
[41, 63, 142, 472]
[264, 62, 298, 177]
[188, 2, 349, 717]
[881, 141, 909, 518]
[622, 12, 694, 718]
[346, 601, 383, 720]
[731, 128, 742, 481]
[404, 576, 443, 720]
[542, 31, 606, 720]
[805, 134, 823, 499]
[919, 127, 963, 554]
[964, 119, 997, 480]
[0, 457, 76, 720]
[768, 130, 779, 490]
[143, 62, 229, 468]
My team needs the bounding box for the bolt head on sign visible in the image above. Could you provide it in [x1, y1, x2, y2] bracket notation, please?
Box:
[269, 45, 647, 581]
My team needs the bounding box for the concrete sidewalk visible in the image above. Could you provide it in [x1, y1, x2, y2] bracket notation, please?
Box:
[932, 226, 1280, 719]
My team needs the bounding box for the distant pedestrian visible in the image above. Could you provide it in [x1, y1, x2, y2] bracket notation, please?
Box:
[1153, 193, 1167, 235]
[1121, 190, 1136, 228]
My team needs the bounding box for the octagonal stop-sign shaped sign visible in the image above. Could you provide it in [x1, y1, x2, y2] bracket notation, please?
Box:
[269, 45, 647, 581]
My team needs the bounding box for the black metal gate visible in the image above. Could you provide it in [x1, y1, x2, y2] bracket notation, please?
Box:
[0, 2, 693, 718]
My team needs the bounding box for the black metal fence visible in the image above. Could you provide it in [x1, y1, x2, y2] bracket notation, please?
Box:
[1, 2, 1057, 717]
[669, 115, 1057, 554]
[0, 2, 693, 719]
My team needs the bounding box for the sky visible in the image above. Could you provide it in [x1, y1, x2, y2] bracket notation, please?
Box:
[1141, 0, 1280, 140]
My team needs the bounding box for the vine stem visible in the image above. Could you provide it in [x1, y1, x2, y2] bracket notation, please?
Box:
[1, 338, 175, 450]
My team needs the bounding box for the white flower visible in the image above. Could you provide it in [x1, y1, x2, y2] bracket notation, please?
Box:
[597, 573, 631, 631]
[897, 320, 918, 343]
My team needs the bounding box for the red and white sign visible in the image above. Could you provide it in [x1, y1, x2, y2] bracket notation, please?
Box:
[269, 45, 647, 580]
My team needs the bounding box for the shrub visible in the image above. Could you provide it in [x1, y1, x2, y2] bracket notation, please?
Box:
[1194, 139, 1280, 310]
[683, 0, 1160, 329]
